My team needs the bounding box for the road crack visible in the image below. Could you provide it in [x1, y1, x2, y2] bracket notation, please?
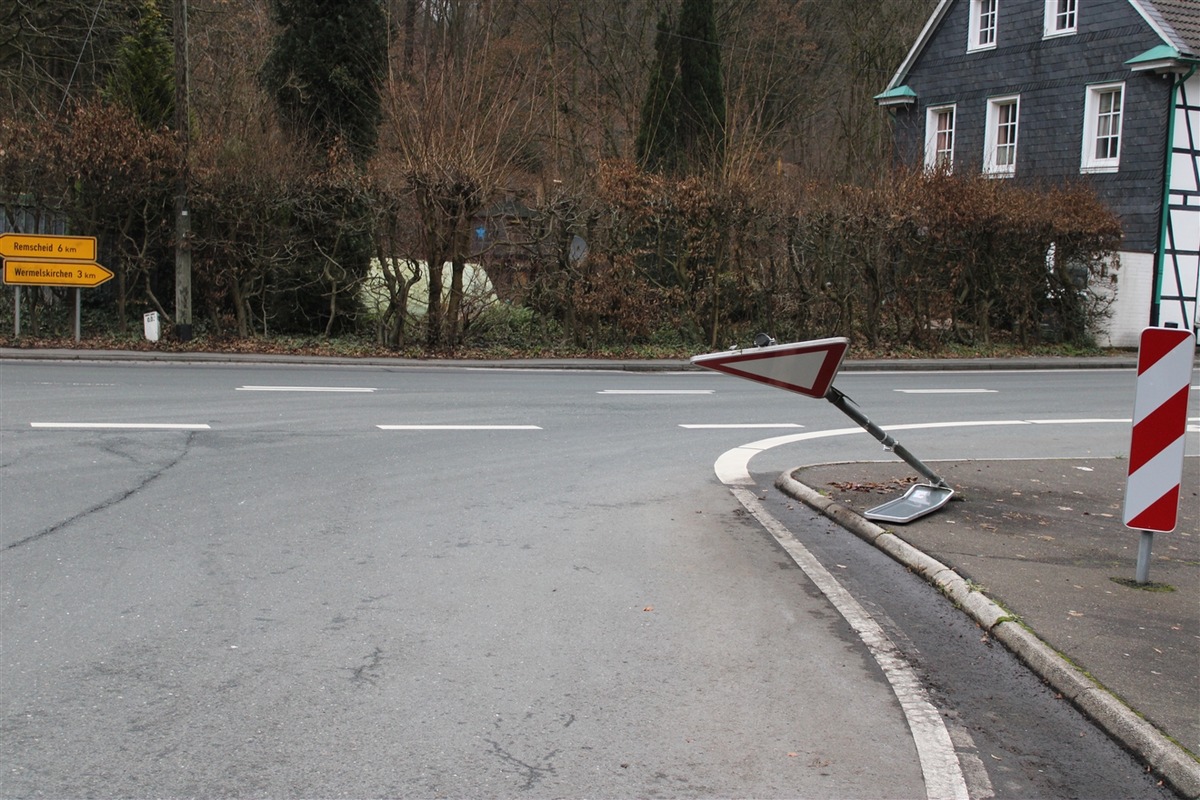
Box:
[2, 432, 196, 552]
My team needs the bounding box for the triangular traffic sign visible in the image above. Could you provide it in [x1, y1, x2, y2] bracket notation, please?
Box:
[691, 337, 849, 398]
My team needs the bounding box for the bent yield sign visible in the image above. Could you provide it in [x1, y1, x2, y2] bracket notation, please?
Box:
[689, 337, 849, 398]
[692, 336, 952, 522]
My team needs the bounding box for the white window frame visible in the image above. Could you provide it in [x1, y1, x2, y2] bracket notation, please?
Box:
[984, 94, 1020, 177]
[924, 105, 957, 171]
[1044, 0, 1077, 38]
[968, 0, 999, 52]
[1081, 82, 1124, 173]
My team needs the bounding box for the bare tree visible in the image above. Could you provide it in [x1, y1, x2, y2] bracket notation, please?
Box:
[376, 4, 536, 347]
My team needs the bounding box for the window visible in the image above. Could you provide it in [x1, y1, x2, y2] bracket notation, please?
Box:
[925, 105, 956, 171]
[984, 95, 1020, 176]
[1082, 83, 1123, 173]
[1044, 0, 1077, 37]
[969, 0, 998, 51]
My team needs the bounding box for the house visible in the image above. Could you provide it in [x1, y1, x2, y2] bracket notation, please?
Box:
[876, 0, 1199, 347]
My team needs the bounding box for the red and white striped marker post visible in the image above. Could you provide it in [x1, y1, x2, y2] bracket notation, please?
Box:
[1123, 326, 1196, 584]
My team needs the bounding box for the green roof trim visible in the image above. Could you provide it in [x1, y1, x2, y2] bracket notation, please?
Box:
[1126, 44, 1182, 65]
[874, 85, 917, 107]
[1126, 43, 1200, 73]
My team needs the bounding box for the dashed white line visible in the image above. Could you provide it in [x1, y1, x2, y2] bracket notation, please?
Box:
[31, 422, 211, 430]
[376, 425, 542, 431]
[598, 389, 714, 395]
[237, 385, 376, 392]
[679, 423, 803, 429]
[895, 389, 997, 394]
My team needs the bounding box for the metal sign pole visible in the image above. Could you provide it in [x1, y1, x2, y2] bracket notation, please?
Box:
[1135, 531, 1154, 584]
[74, 287, 81, 343]
[13, 287, 19, 337]
[824, 386, 948, 488]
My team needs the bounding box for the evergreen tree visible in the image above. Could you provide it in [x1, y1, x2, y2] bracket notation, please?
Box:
[261, 0, 389, 165]
[676, 0, 725, 171]
[635, 0, 725, 174]
[635, 12, 681, 174]
[105, 0, 175, 129]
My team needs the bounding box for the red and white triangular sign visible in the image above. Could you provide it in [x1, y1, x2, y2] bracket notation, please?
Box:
[691, 337, 849, 398]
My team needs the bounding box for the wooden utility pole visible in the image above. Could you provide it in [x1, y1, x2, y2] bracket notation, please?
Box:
[173, 0, 193, 341]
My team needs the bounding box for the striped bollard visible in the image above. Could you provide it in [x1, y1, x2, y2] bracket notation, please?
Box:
[1123, 327, 1196, 584]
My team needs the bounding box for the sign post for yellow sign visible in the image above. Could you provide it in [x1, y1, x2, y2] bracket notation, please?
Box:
[1, 232, 114, 341]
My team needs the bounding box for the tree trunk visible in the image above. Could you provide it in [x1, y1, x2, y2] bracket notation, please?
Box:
[425, 259, 444, 347]
[447, 259, 465, 346]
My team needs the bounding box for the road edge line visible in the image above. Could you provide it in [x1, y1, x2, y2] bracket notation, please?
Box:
[730, 485, 970, 800]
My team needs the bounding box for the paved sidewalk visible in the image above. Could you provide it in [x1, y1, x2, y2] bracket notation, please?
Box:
[780, 457, 1200, 798]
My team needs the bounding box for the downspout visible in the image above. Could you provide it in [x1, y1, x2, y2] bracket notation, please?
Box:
[1151, 62, 1197, 326]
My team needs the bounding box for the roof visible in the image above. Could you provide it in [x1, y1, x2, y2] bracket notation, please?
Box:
[880, 0, 1200, 95]
[1136, 1, 1200, 57]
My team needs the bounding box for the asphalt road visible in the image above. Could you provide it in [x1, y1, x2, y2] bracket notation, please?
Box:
[0, 359, 1183, 798]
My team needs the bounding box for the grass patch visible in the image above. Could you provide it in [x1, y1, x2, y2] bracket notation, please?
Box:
[1109, 577, 1176, 592]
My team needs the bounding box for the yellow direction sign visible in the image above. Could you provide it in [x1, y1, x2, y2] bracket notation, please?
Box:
[0, 233, 97, 262]
[3, 259, 114, 288]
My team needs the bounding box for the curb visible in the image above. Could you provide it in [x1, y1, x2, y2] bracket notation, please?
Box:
[775, 469, 1200, 800]
[0, 348, 694, 371]
[0, 347, 1143, 372]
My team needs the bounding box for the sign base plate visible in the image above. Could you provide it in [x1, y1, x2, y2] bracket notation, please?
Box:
[865, 484, 955, 524]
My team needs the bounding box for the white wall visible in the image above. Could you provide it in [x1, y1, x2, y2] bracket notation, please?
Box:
[1097, 250, 1155, 348]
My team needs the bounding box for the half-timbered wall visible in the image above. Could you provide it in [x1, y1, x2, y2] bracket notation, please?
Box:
[1158, 72, 1200, 335]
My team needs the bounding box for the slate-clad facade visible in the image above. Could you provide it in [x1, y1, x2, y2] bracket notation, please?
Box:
[878, 0, 1200, 346]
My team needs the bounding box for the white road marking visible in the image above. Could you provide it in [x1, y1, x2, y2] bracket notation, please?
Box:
[895, 389, 997, 394]
[31, 422, 211, 430]
[679, 423, 803, 429]
[1027, 417, 1130, 424]
[30, 382, 117, 387]
[732, 487, 970, 800]
[714, 419, 1132, 486]
[377, 425, 542, 431]
[598, 389, 714, 395]
[237, 385, 376, 392]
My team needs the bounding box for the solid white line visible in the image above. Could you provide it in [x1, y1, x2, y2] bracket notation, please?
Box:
[31, 422, 211, 430]
[713, 418, 1131, 486]
[237, 385, 376, 392]
[895, 389, 997, 394]
[731, 487, 970, 800]
[598, 389, 714, 395]
[679, 423, 803, 429]
[376, 425, 542, 431]
[1027, 417, 1130, 424]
